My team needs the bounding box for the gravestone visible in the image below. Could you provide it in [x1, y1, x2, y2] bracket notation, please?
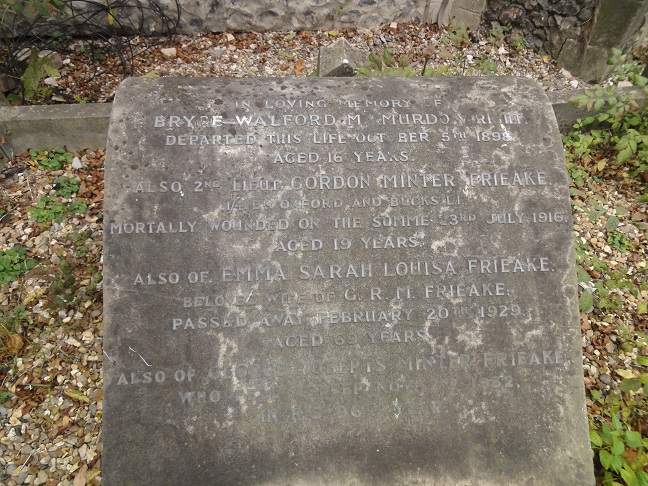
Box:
[103, 77, 594, 485]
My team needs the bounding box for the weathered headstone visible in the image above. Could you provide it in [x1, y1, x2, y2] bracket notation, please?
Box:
[103, 77, 594, 485]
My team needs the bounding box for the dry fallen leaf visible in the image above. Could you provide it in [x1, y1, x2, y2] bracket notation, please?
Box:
[65, 388, 91, 403]
[294, 59, 306, 76]
[73, 463, 88, 486]
[5, 333, 24, 354]
[23, 288, 46, 305]
[87, 468, 101, 481]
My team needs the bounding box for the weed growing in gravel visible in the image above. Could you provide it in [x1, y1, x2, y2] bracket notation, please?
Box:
[575, 249, 642, 313]
[567, 55, 648, 479]
[47, 256, 101, 313]
[575, 232, 644, 312]
[78, 42, 108, 63]
[19, 48, 60, 101]
[566, 165, 590, 187]
[568, 49, 648, 190]
[590, 411, 648, 484]
[443, 19, 470, 48]
[607, 230, 633, 253]
[0, 247, 36, 284]
[487, 26, 507, 49]
[67, 229, 93, 258]
[29, 146, 73, 170]
[361, 43, 498, 79]
[53, 175, 80, 198]
[48, 259, 78, 311]
[0, 305, 27, 335]
[0, 305, 28, 367]
[589, 327, 648, 484]
[475, 58, 497, 76]
[29, 195, 86, 223]
[356, 48, 417, 77]
[510, 35, 526, 52]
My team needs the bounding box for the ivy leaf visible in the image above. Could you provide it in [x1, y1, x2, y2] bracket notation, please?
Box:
[44, 63, 59, 78]
[600, 449, 613, 469]
[576, 267, 591, 284]
[617, 146, 633, 163]
[625, 430, 642, 448]
[621, 467, 637, 485]
[606, 216, 620, 231]
[579, 290, 594, 313]
[611, 454, 624, 473]
[599, 449, 612, 470]
[590, 430, 603, 447]
[611, 437, 625, 456]
[619, 377, 641, 392]
[612, 414, 623, 431]
[35, 1, 50, 15]
[601, 424, 614, 443]
[636, 470, 648, 486]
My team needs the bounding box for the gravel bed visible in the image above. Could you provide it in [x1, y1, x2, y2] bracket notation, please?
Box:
[1, 151, 104, 485]
[18, 22, 588, 105]
[1, 23, 646, 485]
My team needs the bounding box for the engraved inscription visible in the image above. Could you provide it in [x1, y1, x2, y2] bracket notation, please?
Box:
[104, 78, 592, 485]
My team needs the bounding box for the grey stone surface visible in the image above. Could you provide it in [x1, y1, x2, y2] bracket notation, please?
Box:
[0, 103, 111, 153]
[451, 9, 483, 30]
[153, 0, 433, 34]
[577, 0, 648, 83]
[103, 76, 594, 484]
[318, 38, 369, 77]
[42, 0, 480, 35]
[483, 0, 648, 83]
[0, 75, 18, 94]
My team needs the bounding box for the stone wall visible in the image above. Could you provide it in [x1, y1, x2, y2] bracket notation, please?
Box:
[483, 0, 648, 82]
[483, 0, 598, 51]
[144, 0, 486, 34]
[162, 0, 425, 34]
